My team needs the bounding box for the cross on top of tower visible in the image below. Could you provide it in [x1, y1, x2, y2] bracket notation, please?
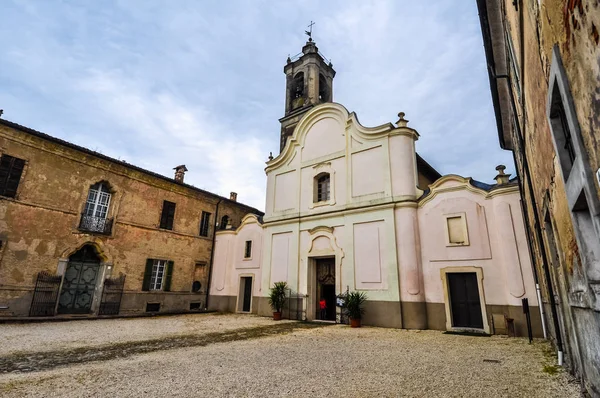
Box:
[305, 21, 315, 42]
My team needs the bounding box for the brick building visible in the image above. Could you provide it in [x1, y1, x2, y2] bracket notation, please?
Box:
[0, 118, 262, 318]
[477, 0, 600, 394]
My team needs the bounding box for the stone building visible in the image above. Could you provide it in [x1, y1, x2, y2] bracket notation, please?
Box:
[0, 118, 261, 317]
[209, 39, 542, 338]
[477, 0, 600, 394]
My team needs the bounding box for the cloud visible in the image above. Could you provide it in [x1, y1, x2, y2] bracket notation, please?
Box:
[0, 0, 514, 210]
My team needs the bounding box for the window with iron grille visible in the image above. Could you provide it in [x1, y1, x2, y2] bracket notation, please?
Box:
[315, 173, 330, 202]
[549, 81, 576, 180]
[244, 240, 252, 259]
[160, 201, 176, 230]
[0, 154, 25, 198]
[199, 211, 211, 237]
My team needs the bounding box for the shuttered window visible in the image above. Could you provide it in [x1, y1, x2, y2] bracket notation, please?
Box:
[0, 155, 25, 198]
[159, 201, 176, 230]
[199, 211, 211, 237]
[447, 216, 465, 244]
[142, 259, 174, 291]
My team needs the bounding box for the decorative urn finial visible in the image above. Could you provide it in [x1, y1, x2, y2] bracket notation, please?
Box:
[396, 112, 409, 127]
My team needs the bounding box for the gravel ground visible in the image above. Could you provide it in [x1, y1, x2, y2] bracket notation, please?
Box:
[0, 316, 580, 398]
[0, 313, 291, 356]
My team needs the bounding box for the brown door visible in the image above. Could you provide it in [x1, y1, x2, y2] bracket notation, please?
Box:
[448, 272, 483, 329]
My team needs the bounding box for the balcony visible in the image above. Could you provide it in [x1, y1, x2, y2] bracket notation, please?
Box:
[78, 215, 113, 235]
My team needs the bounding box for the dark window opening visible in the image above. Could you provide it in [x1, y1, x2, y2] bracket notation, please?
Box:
[159, 201, 176, 230]
[290, 72, 305, 110]
[146, 302, 160, 312]
[549, 82, 576, 179]
[192, 281, 201, 293]
[315, 173, 331, 202]
[199, 211, 211, 237]
[220, 215, 230, 230]
[244, 241, 252, 259]
[0, 154, 25, 198]
[190, 302, 201, 310]
[318, 74, 330, 102]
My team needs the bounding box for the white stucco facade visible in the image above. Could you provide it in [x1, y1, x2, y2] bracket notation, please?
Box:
[210, 103, 541, 336]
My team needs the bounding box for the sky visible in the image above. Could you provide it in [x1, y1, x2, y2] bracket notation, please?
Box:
[0, 0, 514, 210]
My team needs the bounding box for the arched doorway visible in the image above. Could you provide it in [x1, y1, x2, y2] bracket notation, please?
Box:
[58, 245, 102, 314]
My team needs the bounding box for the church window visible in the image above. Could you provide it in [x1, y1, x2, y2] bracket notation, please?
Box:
[159, 201, 176, 230]
[315, 173, 331, 203]
[445, 214, 469, 246]
[290, 72, 305, 109]
[244, 240, 252, 259]
[319, 73, 330, 102]
[0, 154, 25, 198]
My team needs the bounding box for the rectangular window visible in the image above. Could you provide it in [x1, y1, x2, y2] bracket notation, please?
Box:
[142, 258, 174, 292]
[244, 240, 252, 259]
[445, 214, 469, 246]
[160, 200, 176, 230]
[150, 259, 167, 290]
[549, 83, 576, 179]
[199, 211, 211, 237]
[0, 154, 25, 198]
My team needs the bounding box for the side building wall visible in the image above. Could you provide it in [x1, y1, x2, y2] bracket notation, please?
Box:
[0, 121, 261, 317]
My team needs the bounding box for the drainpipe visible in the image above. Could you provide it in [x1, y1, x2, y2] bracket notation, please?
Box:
[204, 199, 222, 310]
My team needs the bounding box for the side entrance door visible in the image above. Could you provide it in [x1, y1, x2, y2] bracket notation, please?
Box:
[58, 245, 101, 314]
[242, 277, 252, 312]
[448, 272, 483, 329]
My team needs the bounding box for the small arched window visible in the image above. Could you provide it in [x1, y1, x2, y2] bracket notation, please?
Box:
[315, 173, 330, 203]
[220, 215, 230, 230]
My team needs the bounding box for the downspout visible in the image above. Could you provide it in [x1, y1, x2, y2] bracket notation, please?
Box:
[204, 198, 222, 310]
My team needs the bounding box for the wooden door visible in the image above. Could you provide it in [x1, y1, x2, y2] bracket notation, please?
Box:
[448, 272, 483, 329]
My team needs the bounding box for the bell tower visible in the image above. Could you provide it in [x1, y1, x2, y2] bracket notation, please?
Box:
[279, 32, 336, 152]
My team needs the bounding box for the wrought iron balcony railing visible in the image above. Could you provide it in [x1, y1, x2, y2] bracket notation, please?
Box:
[78, 214, 113, 235]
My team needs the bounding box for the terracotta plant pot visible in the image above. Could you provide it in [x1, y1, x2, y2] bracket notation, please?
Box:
[273, 311, 282, 321]
[350, 318, 361, 328]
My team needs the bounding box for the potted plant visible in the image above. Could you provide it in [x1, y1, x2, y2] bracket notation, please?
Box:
[345, 291, 367, 328]
[268, 281, 288, 320]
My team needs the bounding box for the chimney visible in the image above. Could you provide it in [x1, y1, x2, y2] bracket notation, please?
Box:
[173, 165, 188, 183]
[230, 192, 238, 202]
[494, 165, 511, 185]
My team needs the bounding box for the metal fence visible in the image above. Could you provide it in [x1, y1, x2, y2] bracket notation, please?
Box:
[283, 289, 306, 321]
[98, 274, 126, 315]
[29, 271, 62, 316]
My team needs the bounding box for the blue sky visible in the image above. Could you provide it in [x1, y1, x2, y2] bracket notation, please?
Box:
[0, 0, 514, 210]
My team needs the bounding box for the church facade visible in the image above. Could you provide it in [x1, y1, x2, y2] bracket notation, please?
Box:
[209, 39, 542, 336]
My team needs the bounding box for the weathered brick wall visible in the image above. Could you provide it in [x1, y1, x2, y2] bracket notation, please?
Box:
[501, 0, 600, 393]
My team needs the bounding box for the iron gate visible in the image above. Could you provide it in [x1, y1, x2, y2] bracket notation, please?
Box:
[29, 271, 62, 316]
[98, 274, 126, 316]
[283, 288, 306, 321]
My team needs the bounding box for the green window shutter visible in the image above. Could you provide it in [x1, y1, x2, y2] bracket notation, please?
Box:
[142, 259, 153, 291]
[164, 260, 174, 292]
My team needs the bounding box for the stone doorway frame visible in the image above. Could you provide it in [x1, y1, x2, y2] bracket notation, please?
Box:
[235, 274, 254, 313]
[305, 226, 344, 321]
[440, 266, 490, 334]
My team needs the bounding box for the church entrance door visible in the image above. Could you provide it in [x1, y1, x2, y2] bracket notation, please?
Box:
[447, 272, 483, 329]
[58, 245, 102, 314]
[315, 257, 336, 321]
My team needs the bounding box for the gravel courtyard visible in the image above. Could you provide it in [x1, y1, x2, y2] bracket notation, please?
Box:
[0, 314, 580, 397]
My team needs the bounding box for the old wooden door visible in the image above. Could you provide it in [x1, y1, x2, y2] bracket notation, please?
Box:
[448, 272, 483, 329]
